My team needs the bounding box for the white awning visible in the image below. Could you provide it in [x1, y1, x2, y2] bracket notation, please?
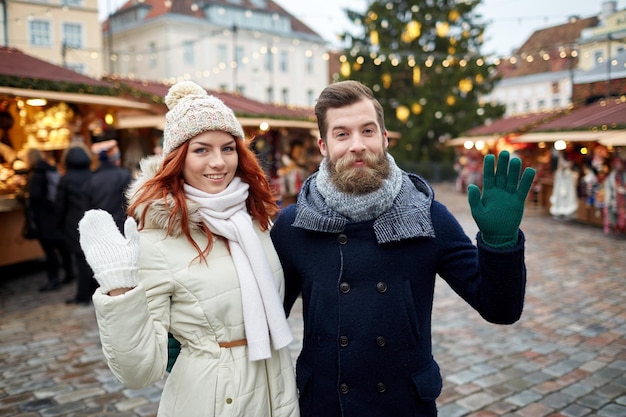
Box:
[445, 135, 501, 147]
[0, 87, 153, 110]
[116, 114, 165, 130]
[598, 131, 626, 146]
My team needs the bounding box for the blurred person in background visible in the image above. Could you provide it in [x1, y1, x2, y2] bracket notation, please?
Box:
[83, 139, 132, 232]
[24, 148, 74, 292]
[56, 142, 96, 305]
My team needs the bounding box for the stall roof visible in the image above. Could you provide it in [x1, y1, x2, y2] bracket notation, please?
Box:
[464, 110, 563, 136]
[0, 47, 112, 88]
[0, 86, 153, 110]
[526, 97, 626, 131]
[112, 78, 314, 120]
[0, 47, 159, 111]
[511, 130, 617, 143]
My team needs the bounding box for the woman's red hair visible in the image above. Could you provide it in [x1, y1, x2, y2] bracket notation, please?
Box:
[127, 138, 278, 262]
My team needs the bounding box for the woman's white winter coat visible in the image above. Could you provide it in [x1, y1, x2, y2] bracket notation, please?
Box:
[91, 156, 299, 417]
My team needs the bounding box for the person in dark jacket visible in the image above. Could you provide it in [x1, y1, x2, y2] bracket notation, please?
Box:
[83, 140, 132, 232]
[25, 148, 74, 292]
[56, 143, 95, 305]
[269, 81, 536, 417]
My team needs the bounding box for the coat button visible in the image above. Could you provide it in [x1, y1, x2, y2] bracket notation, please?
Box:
[377, 382, 386, 393]
[337, 234, 348, 244]
[339, 335, 349, 347]
[339, 282, 350, 293]
[226, 397, 233, 404]
[339, 383, 349, 394]
[376, 282, 388, 293]
[376, 336, 386, 347]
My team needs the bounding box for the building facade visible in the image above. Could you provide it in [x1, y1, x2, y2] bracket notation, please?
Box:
[104, 0, 329, 108]
[577, 1, 626, 72]
[0, 0, 104, 77]
[483, 14, 600, 116]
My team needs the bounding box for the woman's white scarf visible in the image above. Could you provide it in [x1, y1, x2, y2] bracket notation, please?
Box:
[184, 177, 293, 361]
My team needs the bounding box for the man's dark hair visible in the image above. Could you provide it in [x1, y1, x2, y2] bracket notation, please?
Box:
[314, 80, 386, 141]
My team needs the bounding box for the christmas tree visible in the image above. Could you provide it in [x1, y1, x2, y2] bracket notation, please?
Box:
[337, 0, 505, 168]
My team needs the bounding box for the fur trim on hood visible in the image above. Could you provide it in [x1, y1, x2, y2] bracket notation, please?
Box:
[126, 155, 203, 236]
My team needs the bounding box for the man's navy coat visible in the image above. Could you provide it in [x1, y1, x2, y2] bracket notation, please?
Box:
[271, 174, 527, 417]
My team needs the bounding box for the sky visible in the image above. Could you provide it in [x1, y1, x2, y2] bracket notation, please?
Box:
[272, 0, 617, 57]
[99, 0, 621, 57]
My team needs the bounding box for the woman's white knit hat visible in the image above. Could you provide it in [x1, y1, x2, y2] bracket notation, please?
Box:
[162, 81, 244, 156]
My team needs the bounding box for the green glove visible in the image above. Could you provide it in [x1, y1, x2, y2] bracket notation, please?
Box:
[166, 333, 181, 373]
[467, 151, 536, 249]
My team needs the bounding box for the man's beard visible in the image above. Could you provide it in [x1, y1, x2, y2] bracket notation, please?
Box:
[327, 151, 391, 195]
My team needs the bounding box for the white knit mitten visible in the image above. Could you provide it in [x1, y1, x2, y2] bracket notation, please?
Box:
[78, 209, 140, 294]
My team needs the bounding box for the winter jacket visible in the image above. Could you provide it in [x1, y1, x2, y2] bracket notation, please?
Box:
[91, 156, 299, 417]
[271, 172, 527, 417]
[26, 160, 62, 241]
[56, 147, 92, 253]
[83, 159, 131, 231]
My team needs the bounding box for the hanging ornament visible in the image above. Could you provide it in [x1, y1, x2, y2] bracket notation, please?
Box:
[370, 30, 379, 46]
[340, 61, 351, 78]
[449, 10, 460, 22]
[446, 95, 456, 106]
[412, 66, 421, 85]
[381, 73, 392, 88]
[396, 105, 410, 123]
[411, 103, 423, 115]
[367, 11, 378, 23]
[458, 78, 473, 93]
[475, 73, 484, 84]
[401, 20, 421, 43]
[436, 22, 450, 37]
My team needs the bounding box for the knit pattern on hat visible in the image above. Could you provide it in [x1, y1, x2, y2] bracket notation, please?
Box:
[162, 81, 245, 155]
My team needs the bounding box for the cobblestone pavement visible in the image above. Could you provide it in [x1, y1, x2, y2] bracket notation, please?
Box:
[1, 182, 625, 417]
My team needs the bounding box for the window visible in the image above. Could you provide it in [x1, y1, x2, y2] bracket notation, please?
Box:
[552, 98, 561, 107]
[217, 44, 228, 67]
[235, 46, 244, 66]
[281, 88, 289, 104]
[183, 41, 195, 65]
[306, 55, 313, 74]
[63, 0, 82, 6]
[29, 20, 51, 47]
[264, 49, 273, 72]
[279, 50, 288, 72]
[267, 87, 274, 103]
[149, 42, 158, 67]
[62, 23, 83, 49]
[307, 89, 314, 107]
[64, 62, 85, 74]
[594, 51, 603, 63]
[551, 82, 560, 93]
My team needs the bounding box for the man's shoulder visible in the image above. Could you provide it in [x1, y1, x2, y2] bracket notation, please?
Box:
[274, 204, 297, 225]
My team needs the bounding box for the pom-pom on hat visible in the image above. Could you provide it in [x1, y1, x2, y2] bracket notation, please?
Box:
[162, 81, 244, 156]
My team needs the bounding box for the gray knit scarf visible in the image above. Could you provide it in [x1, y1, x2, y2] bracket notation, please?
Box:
[316, 153, 403, 222]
